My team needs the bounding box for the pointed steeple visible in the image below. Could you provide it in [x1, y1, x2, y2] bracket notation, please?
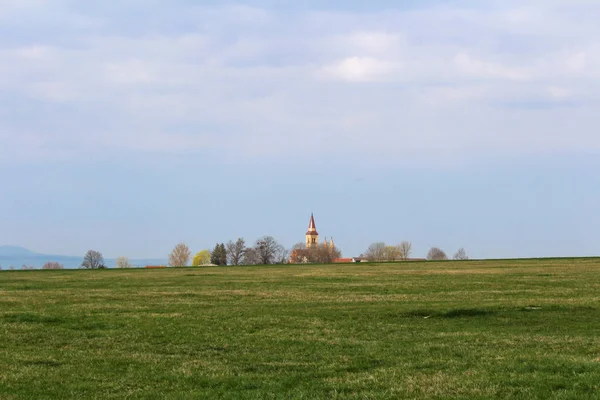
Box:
[306, 213, 319, 248]
[306, 213, 318, 235]
[330, 237, 335, 249]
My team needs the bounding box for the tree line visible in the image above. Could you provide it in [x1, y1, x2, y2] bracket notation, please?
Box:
[169, 236, 291, 267]
[362, 241, 468, 262]
[362, 241, 414, 262]
[0, 262, 64, 270]
[0, 240, 470, 271]
[289, 242, 342, 264]
[426, 247, 468, 261]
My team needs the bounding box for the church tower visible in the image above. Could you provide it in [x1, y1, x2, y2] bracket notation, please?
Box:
[306, 213, 319, 248]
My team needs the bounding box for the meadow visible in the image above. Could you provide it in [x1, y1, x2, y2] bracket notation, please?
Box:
[1, 259, 600, 399]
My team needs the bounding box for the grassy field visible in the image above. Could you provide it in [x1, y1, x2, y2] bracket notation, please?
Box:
[1, 259, 600, 399]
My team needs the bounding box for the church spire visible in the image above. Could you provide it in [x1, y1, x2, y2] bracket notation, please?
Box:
[306, 213, 318, 235]
[306, 213, 319, 248]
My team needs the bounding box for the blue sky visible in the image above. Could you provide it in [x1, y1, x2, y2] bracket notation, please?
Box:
[1, 0, 599, 260]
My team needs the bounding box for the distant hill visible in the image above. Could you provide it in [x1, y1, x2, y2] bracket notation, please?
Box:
[0, 246, 38, 257]
[0, 246, 167, 269]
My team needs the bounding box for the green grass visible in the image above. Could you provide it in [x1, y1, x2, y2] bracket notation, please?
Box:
[2, 259, 600, 399]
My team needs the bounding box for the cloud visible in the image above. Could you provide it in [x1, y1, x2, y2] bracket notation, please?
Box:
[453, 52, 530, 81]
[0, 1, 599, 165]
[547, 86, 573, 100]
[320, 57, 401, 82]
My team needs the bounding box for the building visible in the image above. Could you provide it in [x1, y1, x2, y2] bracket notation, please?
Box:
[305, 213, 318, 247]
[333, 257, 366, 263]
[290, 213, 335, 263]
[305, 213, 334, 249]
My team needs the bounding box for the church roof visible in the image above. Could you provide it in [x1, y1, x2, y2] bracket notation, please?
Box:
[306, 213, 318, 235]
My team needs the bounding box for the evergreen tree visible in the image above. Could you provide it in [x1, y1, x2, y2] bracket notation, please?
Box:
[210, 243, 221, 265]
[210, 243, 228, 266]
[218, 243, 227, 266]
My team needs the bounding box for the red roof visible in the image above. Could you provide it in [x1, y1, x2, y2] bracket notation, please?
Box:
[333, 258, 353, 263]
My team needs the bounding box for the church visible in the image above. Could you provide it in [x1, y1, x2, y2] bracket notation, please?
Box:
[290, 214, 335, 263]
[305, 213, 334, 249]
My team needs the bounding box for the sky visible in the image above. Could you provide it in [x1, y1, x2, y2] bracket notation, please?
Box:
[1, 0, 599, 260]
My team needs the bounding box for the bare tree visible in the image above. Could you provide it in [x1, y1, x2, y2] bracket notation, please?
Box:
[289, 242, 342, 264]
[316, 244, 341, 263]
[308, 243, 340, 264]
[398, 241, 412, 260]
[278, 248, 290, 265]
[289, 242, 309, 264]
[116, 256, 133, 269]
[21, 264, 34, 270]
[384, 245, 401, 261]
[427, 247, 448, 261]
[81, 250, 105, 269]
[254, 236, 285, 265]
[242, 247, 260, 265]
[364, 242, 386, 262]
[42, 262, 64, 270]
[453, 248, 469, 260]
[226, 238, 246, 266]
[290, 243, 308, 264]
[169, 242, 191, 267]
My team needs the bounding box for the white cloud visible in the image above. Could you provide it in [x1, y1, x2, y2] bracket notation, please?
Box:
[325, 31, 406, 56]
[453, 52, 530, 81]
[454, 53, 531, 81]
[320, 57, 401, 82]
[0, 1, 599, 165]
[547, 86, 573, 100]
[563, 52, 587, 73]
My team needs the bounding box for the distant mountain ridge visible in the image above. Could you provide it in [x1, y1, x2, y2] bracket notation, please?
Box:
[0, 246, 38, 257]
[0, 246, 167, 269]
